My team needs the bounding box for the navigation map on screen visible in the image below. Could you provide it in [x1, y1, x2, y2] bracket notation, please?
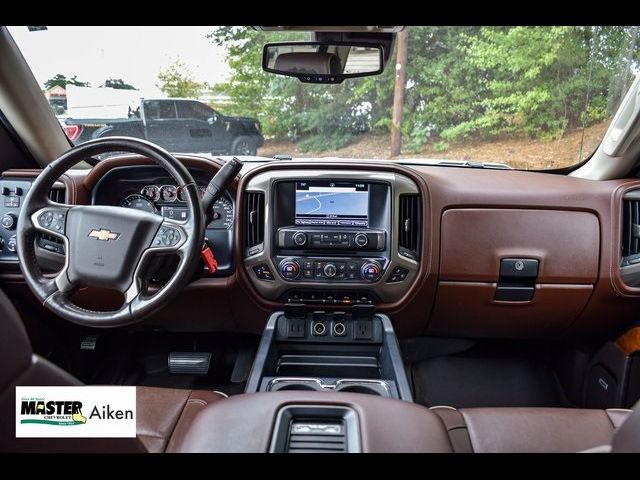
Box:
[295, 181, 369, 227]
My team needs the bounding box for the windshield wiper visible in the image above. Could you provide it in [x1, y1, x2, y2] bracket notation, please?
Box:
[397, 158, 513, 170]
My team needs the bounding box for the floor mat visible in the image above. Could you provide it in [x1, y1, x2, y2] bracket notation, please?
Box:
[83, 332, 259, 396]
[413, 355, 566, 408]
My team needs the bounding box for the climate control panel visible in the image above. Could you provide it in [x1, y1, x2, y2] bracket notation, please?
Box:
[277, 257, 385, 283]
[278, 228, 385, 250]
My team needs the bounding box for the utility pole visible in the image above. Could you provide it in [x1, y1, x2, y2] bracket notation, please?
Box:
[391, 27, 409, 157]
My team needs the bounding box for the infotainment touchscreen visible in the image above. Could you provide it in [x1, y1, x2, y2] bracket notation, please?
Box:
[295, 181, 369, 227]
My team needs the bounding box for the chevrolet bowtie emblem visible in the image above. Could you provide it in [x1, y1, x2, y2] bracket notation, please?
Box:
[88, 229, 120, 241]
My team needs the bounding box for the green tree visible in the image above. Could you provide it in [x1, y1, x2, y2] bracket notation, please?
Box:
[44, 74, 89, 89]
[208, 27, 382, 150]
[157, 60, 203, 98]
[209, 26, 639, 153]
[104, 78, 136, 90]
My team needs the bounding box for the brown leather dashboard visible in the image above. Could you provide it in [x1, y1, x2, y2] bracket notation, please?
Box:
[3, 156, 640, 340]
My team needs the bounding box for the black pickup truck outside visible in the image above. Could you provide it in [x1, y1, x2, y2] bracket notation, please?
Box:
[62, 98, 263, 155]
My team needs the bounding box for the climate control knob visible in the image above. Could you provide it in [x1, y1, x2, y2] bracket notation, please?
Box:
[292, 231, 307, 246]
[361, 262, 382, 281]
[323, 263, 337, 278]
[280, 259, 300, 280]
[1, 213, 17, 230]
[354, 233, 368, 247]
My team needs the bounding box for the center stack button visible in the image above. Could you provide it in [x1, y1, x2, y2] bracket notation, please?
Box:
[361, 261, 382, 281]
[292, 231, 307, 246]
[323, 263, 337, 278]
[280, 259, 301, 279]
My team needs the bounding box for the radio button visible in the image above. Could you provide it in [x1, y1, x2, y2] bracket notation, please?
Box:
[293, 231, 307, 246]
[354, 233, 369, 247]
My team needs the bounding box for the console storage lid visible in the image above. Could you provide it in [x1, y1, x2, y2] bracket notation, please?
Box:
[167, 391, 452, 453]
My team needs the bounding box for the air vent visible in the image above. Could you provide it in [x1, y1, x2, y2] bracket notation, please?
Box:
[48, 186, 66, 203]
[398, 194, 420, 260]
[244, 191, 264, 255]
[287, 421, 346, 453]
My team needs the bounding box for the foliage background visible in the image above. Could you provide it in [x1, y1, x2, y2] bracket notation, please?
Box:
[208, 26, 639, 153]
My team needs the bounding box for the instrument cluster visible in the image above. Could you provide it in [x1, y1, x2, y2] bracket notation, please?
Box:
[119, 184, 234, 230]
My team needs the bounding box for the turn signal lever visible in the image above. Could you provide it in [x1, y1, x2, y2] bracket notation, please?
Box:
[202, 157, 242, 225]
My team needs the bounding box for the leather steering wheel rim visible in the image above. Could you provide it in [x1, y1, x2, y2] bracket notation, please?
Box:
[16, 137, 204, 327]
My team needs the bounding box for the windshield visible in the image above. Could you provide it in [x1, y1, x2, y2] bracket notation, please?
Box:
[8, 26, 640, 170]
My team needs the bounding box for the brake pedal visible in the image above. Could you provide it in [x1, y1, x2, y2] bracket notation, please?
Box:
[168, 352, 211, 375]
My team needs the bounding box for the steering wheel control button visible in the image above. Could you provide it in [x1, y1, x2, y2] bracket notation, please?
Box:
[253, 264, 275, 281]
[153, 226, 182, 248]
[37, 209, 66, 233]
[361, 262, 382, 281]
[280, 259, 300, 280]
[387, 266, 409, 283]
[1, 213, 17, 229]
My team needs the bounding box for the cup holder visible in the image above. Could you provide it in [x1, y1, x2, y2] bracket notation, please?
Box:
[268, 379, 323, 392]
[267, 378, 392, 397]
[271, 383, 319, 392]
[335, 384, 383, 396]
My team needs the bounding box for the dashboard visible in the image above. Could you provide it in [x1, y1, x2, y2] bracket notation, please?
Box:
[2, 154, 640, 341]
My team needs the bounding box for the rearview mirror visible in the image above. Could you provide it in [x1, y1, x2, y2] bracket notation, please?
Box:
[262, 42, 384, 84]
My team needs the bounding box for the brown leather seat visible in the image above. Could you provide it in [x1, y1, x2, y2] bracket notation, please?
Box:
[432, 405, 637, 453]
[0, 289, 224, 452]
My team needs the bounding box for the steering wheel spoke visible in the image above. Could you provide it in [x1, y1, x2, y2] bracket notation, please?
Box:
[123, 217, 190, 305]
[148, 217, 188, 254]
[31, 205, 72, 238]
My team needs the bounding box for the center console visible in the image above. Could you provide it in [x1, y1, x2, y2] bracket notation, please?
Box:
[176, 306, 448, 453]
[242, 170, 421, 304]
[245, 306, 413, 401]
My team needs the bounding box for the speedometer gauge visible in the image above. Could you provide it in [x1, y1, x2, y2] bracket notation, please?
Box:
[209, 197, 234, 230]
[120, 194, 157, 213]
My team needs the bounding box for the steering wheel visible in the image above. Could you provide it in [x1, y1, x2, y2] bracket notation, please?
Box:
[17, 137, 204, 327]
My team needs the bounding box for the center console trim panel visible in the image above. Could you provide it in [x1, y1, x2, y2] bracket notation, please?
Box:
[242, 169, 421, 303]
[245, 311, 414, 402]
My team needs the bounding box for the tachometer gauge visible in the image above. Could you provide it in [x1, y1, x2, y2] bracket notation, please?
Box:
[160, 185, 177, 202]
[120, 194, 157, 213]
[141, 185, 160, 202]
[208, 197, 234, 230]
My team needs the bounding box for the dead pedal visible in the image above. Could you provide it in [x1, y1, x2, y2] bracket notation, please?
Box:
[168, 352, 211, 375]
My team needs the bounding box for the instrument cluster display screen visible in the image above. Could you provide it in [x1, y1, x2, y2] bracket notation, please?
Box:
[295, 181, 369, 227]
